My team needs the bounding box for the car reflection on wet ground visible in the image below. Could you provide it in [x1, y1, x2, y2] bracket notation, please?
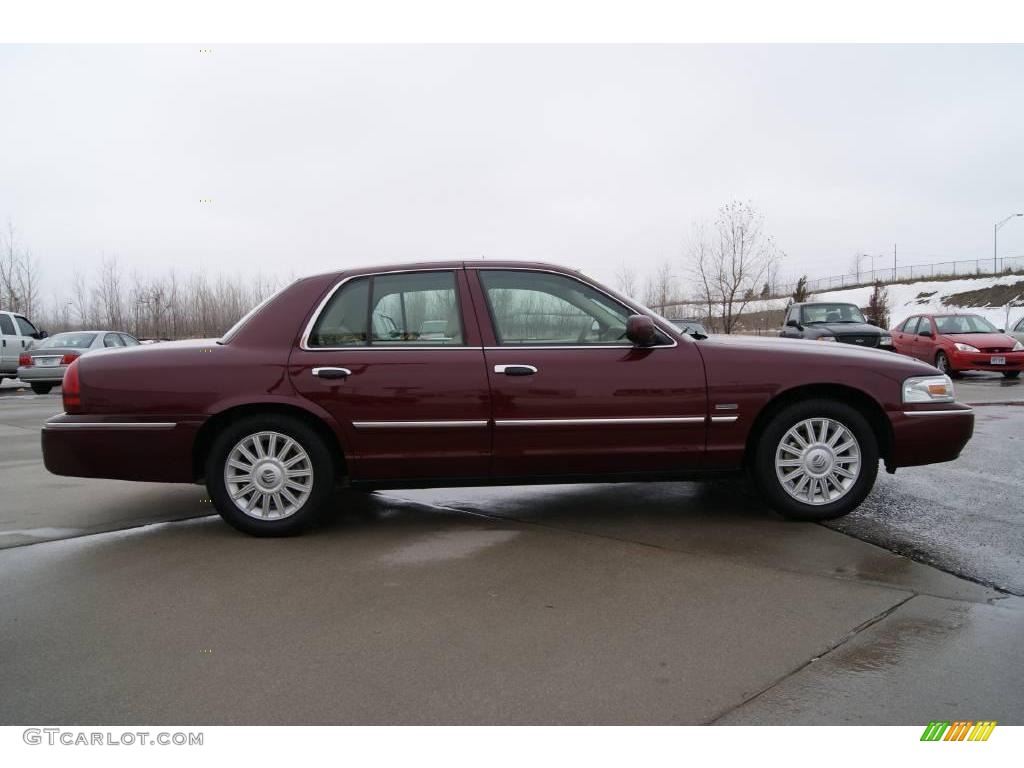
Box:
[0, 391, 1021, 724]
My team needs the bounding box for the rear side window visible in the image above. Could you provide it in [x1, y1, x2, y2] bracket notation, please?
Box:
[15, 316, 37, 336]
[308, 272, 464, 348]
[104, 333, 125, 347]
[120, 334, 141, 346]
[0, 315, 13, 335]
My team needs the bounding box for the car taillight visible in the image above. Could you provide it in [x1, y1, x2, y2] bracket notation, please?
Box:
[61, 353, 80, 365]
[62, 358, 82, 413]
[19, 353, 31, 366]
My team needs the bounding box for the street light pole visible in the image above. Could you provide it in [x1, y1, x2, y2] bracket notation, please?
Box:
[994, 213, 1023, 274]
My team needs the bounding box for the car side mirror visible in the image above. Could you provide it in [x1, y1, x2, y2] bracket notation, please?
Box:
[918, 329, 932, 338]
[785, 319, 801, 329]
[998, 329, 1005, 333]
[625, 314, 658, 347]
[37, 330, 48, 340]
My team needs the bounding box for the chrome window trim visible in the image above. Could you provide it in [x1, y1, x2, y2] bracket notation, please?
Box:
[475, 266, 679, 349]
[495, 416, 705, 427]
[299, 268, 469, 352]
[352, 420, 489, 430]
[300, 265, 682, 352]
[901, 409, 974, 417]
[43, 421, 177, 431]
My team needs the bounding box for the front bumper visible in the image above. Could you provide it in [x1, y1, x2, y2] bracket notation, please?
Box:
[948, 350, 1024, 372]
[42, 413, 200, 483]
[16, 365, 68, 383]
[888, 404, 974, 469]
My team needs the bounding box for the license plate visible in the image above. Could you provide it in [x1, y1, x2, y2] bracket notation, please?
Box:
[991, 356, 1006, 365]
[35, 357, 60, 367]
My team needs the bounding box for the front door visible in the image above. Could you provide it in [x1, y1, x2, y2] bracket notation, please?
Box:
[289, 269, 491, 481]
[469, 268, 707, 478]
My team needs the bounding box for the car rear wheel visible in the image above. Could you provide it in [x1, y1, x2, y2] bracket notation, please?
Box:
[30, 383, 53, 394]
[206, 414, 336, 536]
[753, 399, 879, 521]
[1004, 371, 1020, 379]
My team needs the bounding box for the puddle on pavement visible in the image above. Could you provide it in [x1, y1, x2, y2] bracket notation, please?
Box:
[378, 529, 520, 565]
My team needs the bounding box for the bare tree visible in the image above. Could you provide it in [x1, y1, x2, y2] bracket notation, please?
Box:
[0, 220, 41, 316]
[688, 201, 780, 334]
[613, 262, 639, 298]
[642, 260, 676, 315]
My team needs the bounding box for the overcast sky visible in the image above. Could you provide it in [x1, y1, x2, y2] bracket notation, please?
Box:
[2, 44, 1023, 302]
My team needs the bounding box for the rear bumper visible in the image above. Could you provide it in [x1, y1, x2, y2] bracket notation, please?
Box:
[17, 365, 67, 383]
[42, 413, 199, 482]
[888, 404, 974, 468]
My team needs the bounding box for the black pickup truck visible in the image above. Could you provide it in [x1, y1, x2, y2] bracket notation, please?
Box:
[780, 302, 894, 349]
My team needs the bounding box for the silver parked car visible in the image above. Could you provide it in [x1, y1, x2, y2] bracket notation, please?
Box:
[1010, 316, 1024, 347]
[16, 330, 140, 394]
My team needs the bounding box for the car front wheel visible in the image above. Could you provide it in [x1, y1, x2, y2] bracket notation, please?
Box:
[753, 399, 879, 521]
[206, 414, 336, 536]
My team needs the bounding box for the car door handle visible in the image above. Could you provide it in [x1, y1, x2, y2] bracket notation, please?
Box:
[494, 364, 537, 376]
[312, 367, 352, 380]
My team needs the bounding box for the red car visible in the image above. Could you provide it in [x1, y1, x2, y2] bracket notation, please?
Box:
[42, 261, 974, 536]
[891, 313, 1024, 379]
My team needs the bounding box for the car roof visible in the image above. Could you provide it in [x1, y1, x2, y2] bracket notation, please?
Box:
[329, 260, 585, 278]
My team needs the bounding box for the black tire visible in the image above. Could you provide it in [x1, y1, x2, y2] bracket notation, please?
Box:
[1004, 370, 1020, 379]
[31, 383, 53, 395]
[752, 398, 879, 521]
[205, 414, 336, 536]
[934, 351, 961, 378]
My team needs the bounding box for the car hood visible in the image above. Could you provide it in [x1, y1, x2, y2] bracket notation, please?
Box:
[696, 333, 935, 373]
[942, 332, 1018, 347]
[803, 322, 884, 336]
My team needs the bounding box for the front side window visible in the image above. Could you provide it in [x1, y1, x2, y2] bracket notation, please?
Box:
[0, 315, 13, 335]
[15, 316, 37, 336]
[307, 271, 463, 348]
[479, 270, 640, 346]
[902, 317, 919, 334]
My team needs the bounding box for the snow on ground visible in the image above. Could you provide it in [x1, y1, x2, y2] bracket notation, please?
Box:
[722, 274, 1024, 330]
[809, 274, 1024, 330]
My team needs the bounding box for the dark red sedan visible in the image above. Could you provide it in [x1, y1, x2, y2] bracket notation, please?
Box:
[891, 313, 1024, 378]
[43, 262, 974, 536]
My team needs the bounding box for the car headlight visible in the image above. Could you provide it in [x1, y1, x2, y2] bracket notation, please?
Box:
[816, 335, 837, 342]
[879, 334, 893, 346]
[1013, 340, 1024, 352]
[953, 342, 979, 352]
[903, 374, 955, 403]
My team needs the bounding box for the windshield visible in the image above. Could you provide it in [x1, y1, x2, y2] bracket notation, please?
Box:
[36, 332, 96, 349]
[934, 315, 997, 334]
[801, 304, 867, 324]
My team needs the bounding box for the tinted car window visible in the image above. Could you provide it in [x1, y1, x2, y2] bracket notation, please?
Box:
[0, 315, 14, 335]
[120, 334, 141, 346]
[369, 271, 463, 346]
[37, 332, 97, 349]
[308, 278, 370, 347]
[934, 315, 997, 334]
[14, 316, 37, 336]
[104, 333, 125, 347]
[800, 304, 867, 324]
[480, 270, 633, 346]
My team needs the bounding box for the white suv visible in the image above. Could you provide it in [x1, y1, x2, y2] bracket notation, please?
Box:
[0, 310, 45, 382]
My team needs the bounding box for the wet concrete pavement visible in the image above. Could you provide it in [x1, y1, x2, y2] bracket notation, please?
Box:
[1, 389, 1023, 724]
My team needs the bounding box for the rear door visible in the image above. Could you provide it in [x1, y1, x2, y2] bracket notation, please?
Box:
[289, 268, 492, 482]
[470, 267, 707, 478]
[913, 316, 937, 362]
[894, 316, 918, 355]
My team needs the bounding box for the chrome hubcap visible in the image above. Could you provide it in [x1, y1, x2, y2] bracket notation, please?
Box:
[775, 417, 861, 506]
[224, 431, 313, 520]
